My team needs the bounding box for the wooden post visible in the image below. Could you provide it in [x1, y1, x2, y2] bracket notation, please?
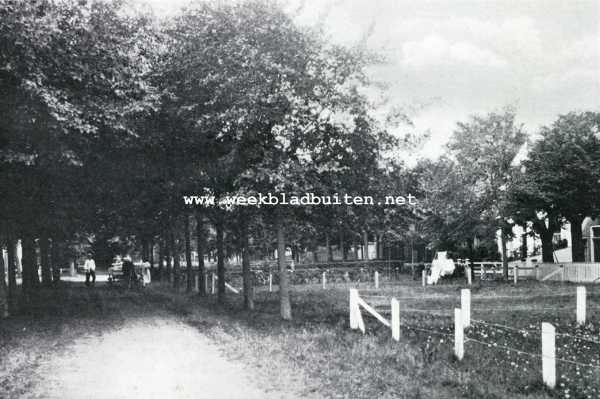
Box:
[349, 289, 359, 329]
[269, 273, 273, 292]
[577, 286, 586, 325]
[454, 308, 464, 360]
[204, 272, 209, 294]
[466, 265, 472, 285]
[422, 269, 426, 286]
[194, 273, 199, 292]
[391, 298, 400, 341]
[461, 288, 471, 328]
[535, 264, 540, 280]
[322, 271, 327, 289]
[211, 272, 216, 294]
[513, 263, 518, 285]
[374, 271, 379, 289]
[541, 322, 556, 389]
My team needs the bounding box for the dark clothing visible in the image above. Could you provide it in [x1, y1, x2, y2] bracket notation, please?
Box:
[85, 270, 96, 286]
[122, 260, 136, 288]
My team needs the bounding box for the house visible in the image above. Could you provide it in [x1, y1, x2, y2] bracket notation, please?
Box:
[503, 217, 600, 263]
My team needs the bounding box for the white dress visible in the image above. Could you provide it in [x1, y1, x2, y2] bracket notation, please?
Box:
[428, 251, 455, 285]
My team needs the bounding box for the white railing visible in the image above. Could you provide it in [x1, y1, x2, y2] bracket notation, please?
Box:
[349, 286, 598, 391]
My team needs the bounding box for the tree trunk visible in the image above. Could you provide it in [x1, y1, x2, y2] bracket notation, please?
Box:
[40, 234, 52, 287]
[184, 215, 193, 293]
[195, 214, 206, 296]
[500, 232, 508, 280]
[533, 216, 558, 263]
[216, 219, 225, 302]
[141, 238, 149, 262]
[339, 228, 346, 261]
[541, 230, 554, 263]
[171, 227, 180, 290]
[166, 234, 173, 283]
[0, 241, 8, 317]
[51, 239, 61, 283]
[325, 233, 332, 262]
[521, 230, 528, 260]
[21, 236, 38, 305]
[149, 239, 154, 272]
[7, 236, 17, 314]
[276, 216, 292, 320]
[363, 230, 369, 261]
[291, 245, 298, 263]
[570, 216, 585, 262]
[157, 238, 164, 281]
[241, 222, 254, 310]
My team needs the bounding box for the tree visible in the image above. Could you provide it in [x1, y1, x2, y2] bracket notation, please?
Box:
[0, 0, 159, 301]
[444, 108, 526, 275]
[195, 213, 207, 296]
[0, 240, 7, 317]
[503, 167, 561, 263]
[517, 112, 600, 262]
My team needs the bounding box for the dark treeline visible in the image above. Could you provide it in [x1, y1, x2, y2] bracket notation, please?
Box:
[0, 0, 416, 319]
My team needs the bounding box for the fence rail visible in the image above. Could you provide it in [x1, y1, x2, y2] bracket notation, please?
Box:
[349, 285, 600, 393]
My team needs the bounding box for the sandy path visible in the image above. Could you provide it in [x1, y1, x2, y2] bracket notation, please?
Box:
[38, 317, 288, 399]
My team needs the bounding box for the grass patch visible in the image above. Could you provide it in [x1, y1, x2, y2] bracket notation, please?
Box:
[175, 277, 599, 399]
[1, 277, 598, 398]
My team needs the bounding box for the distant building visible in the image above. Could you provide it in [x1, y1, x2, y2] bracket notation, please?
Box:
[502, 217, 600, 263]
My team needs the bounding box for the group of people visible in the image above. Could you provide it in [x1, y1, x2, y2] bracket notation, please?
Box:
[84, 253, 151, 288]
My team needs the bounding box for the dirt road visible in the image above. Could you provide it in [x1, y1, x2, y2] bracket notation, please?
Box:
[40, 317, 282, 399]
[0, 287, 299, 399]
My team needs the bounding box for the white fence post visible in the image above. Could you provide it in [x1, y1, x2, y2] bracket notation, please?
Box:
[541, 322, 556, 389]
[422, 269, 426, 287]
[322, 272, 327, 289]
[535, 264, 540, 280]
[513, 264, 518, 285]
[465, 265, 472, 286]
[391, 298, 400, 341]
[349, 289, 359, 329]
[269, 273, 272, 292]
[454, 308, 464, 360]
[374, 271, 379, 289]
[211, 273, 216, 294]
[577, 286, 586, 325]
[204, 272, 208, 294]
[465, 259, 471, 286]
[461, 288, 471, 328]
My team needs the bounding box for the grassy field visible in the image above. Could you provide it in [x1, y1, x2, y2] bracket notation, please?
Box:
[189, 275, 600, 399]
[1, 276, 598, 398]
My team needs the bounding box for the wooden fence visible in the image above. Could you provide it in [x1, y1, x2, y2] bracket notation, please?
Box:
[536, 262, 600, 283]
[349, 286, 599, 391]
[468, 261, 600, 284]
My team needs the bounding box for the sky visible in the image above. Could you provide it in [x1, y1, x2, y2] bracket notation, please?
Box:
[138, 0, 600, 160]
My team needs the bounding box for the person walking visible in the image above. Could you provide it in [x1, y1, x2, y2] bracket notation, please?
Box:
[84, 253, 96, 287]
[122, 255, 139, 289]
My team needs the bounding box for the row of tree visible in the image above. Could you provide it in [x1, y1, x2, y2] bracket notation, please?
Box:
[0, 0, 417, 318]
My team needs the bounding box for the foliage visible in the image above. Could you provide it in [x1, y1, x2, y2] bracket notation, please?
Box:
[414, 108, 526, 260]
[505, 111, 600, 261]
